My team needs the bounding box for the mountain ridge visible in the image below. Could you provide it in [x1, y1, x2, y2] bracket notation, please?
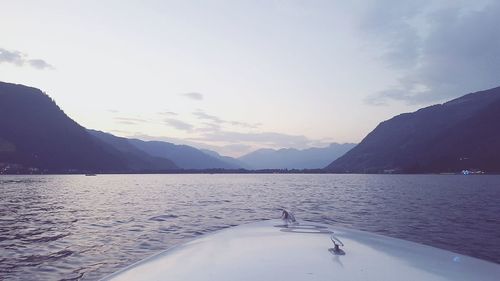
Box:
[326, 86, 500, 173]
[127, 139, 242, 170]
[0, 81, 176, 172]
[87, 130, 178, 171]
[239, 143, 356, 169]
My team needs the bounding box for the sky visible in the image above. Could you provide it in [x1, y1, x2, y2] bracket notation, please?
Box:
[1, 0, 500, 157]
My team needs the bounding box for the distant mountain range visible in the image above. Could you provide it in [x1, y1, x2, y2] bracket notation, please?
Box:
[327, 86, 500, 173]
[200, 149, 251, 169]
[126, 139, 241, 170]
[89, 131, 242, 170]
[238, 143, 356, 169]
[86, 130, 178, 171]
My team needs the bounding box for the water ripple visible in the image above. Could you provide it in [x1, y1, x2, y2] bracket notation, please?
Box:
[0, 174, 499, 280]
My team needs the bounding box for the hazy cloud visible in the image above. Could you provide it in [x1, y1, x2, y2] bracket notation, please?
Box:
[360, 0, 428, 69]
[209, 143, 254, 157]
[180, 92, 204, 100]
[158, 111, 178, 116]
[114, 117, 148, 125]
[219, 143, 253, 153]
[194, 130, 315, 149]
[196, 121, 222, 133]
[28, 59, 53, 70]
[109, 129, 132, 135]
[193, 110, 223, 123]
[189, 110, 319, 150]
[0, 48, 23, 65]
[0, 47, 53, 70]
[165, 118, 194, 131]
[193, 110, 260, 129]
[363, 1, 500, 105]
[229, 120, 262, 129]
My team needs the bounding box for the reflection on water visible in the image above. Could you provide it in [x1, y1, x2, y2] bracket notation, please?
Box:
[0, 174, 499, 280]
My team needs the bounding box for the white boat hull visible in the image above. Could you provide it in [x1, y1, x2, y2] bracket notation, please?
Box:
[103, 219, 500, 281]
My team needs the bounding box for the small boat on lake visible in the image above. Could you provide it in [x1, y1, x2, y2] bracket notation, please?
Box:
[85, 173, 97, 176]
[102, 210, 500, 281]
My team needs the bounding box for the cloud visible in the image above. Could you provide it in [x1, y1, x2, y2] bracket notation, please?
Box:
[158, 111, 178, 116]
[193, 130, 316, 149]
[114, 117, 148, 125]
[207, 143, 255, 157]
[28, 59, 53, 70]
[180, 92, 204, 100]
[164, 118, 194, 131]
[109, 129, 133, 135]
[229, 120, 262, 129]
[185, 110, 323, 151]
[0, 47, 53, 70]
[363, 1, 500, 105]
[193, 110, 223, 123]
[219, 143, 253, 153]
[0, 48, 23, 65]
[196, 121, 222, 133]
[193, 109, 260, 129]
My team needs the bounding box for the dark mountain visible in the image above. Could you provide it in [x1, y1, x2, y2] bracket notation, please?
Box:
[128, 139, 241, 169]
[88, 130, 177, 170]
[0, 81, 178, 172]
[200, 149, 250, 169]
[326, 86, 500, 173]
[238, 143, 356, 169]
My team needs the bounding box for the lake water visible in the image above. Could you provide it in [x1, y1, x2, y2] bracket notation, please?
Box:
[1, 174, 499, 280]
